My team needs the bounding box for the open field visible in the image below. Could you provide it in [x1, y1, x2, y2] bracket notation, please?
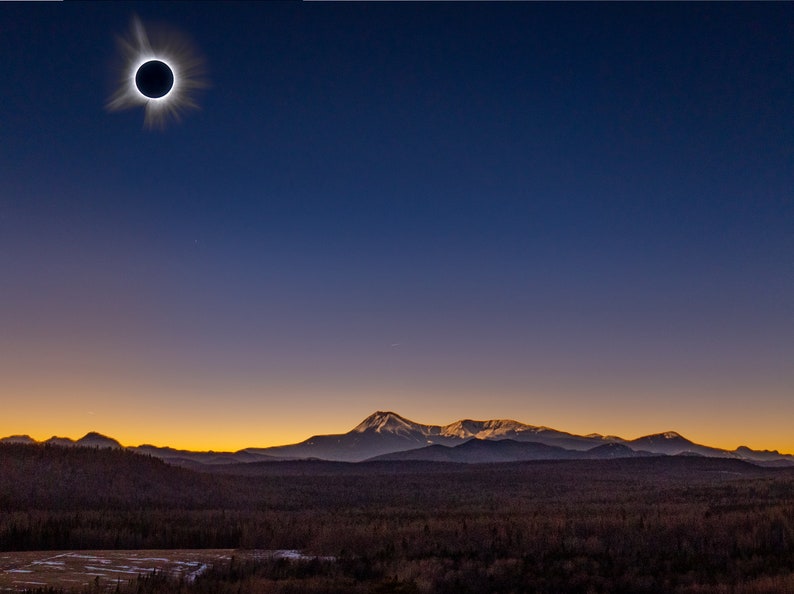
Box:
[0, 549, 232, 591]
[0, 549, 330, 592]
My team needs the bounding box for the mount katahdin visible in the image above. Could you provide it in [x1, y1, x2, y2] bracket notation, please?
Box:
[2, 411, 792, 467]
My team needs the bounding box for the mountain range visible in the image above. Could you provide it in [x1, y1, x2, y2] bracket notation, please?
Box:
[3, 411, 792, 467]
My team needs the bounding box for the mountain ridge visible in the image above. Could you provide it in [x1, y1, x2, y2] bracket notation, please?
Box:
[3, 411, 792, 466]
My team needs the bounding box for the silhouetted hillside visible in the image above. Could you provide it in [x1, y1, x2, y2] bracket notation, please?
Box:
[0, 443, 238, 510]
[367, 438, 660, 463]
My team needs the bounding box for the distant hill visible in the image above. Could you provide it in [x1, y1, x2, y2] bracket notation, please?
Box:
[627, 432, 732, 458]
[584, 442, 654, 459]
[129, 444, 283, 467]
[77, 432, 123, 449]
[27, 432, 123, 449]
[368, 439, 574, 463]
[367, 438, 657, 463]
[0, 434, 36, 445]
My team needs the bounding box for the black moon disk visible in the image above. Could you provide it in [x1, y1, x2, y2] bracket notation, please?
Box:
[135, 60, 174, 99]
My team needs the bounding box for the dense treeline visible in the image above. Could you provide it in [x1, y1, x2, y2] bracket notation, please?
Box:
[3, 444, 794, 592]
[0, 444, 245, 510]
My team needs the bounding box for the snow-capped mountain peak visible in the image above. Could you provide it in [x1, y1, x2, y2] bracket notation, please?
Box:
[352, 411, 428, 435]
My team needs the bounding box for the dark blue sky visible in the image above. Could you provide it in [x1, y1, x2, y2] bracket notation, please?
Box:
[1, 2, 792, 450]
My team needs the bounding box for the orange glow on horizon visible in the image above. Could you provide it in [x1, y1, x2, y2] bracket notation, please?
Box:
[2, 359, 792, 455]
[2, 406, 792, 456]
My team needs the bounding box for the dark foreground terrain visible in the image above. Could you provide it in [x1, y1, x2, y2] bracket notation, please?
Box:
[1, 443, 793, 593]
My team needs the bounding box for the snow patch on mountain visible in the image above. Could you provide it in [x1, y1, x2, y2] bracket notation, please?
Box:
[661, 432, 683, 439]
[439, 419, 536, 439]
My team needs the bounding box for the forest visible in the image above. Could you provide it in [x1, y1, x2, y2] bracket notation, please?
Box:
[1, 443, 794, 593]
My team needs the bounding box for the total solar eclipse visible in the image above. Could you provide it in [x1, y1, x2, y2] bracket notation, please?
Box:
[107, 16, 207, 129]
[135, 60, 174, 99]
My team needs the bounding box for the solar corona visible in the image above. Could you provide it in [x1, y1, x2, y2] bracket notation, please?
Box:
[107, 17, 207, 129]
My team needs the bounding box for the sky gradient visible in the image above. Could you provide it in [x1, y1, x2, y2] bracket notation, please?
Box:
[1, 2, 792, 452]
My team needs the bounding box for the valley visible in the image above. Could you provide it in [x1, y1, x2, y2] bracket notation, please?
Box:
[1, 442, 794, 592]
